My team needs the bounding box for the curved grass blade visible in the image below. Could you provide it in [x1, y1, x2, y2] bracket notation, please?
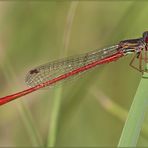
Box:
[118, 71, 148, 147]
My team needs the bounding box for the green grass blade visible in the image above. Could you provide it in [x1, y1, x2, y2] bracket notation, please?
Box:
[2, 60, 43, 146]
[47, 87, 62, 146]
[118, 72, 148, 147]
[47, 2, 78, 147]
[91, 89, 148, 138]
[17, 102, 43, 146]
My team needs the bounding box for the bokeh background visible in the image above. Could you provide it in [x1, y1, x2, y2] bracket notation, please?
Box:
[0, 1, 148, 146]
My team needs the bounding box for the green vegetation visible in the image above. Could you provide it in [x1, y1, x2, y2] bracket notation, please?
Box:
[118, 71, 148, 147]
[0, 1, 148, 147]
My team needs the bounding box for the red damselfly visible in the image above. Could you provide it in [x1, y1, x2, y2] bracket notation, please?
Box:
[1, 31, 148, 106]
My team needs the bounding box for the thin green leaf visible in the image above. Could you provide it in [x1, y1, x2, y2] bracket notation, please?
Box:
[118, 72, 148, 147]
[47, 1, 79, 147]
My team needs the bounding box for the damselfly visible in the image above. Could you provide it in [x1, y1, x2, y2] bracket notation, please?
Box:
[1, 31, 148, 106]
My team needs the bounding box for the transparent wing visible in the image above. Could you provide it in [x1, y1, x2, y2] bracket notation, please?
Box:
[25, 45, 119, 87]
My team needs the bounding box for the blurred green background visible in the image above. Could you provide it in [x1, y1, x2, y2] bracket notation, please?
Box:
[0, 1, 148, 147]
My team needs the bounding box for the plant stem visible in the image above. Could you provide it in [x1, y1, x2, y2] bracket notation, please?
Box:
[17, 102, 43, 146]
[118, 72, 148, 147]
[2, 61, 43, 146]
[91, 89, 148, 138]
[47, 2, 78, 146]
[47, 88, 62, 146]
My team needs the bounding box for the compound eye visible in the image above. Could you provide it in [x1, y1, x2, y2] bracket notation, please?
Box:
[143, 31, 148, 43]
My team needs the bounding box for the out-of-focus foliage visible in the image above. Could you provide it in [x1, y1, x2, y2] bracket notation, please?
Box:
[0, 1, 148, 146]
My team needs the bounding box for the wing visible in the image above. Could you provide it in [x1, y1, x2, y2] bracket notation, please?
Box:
[25, 45, 119, 88]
